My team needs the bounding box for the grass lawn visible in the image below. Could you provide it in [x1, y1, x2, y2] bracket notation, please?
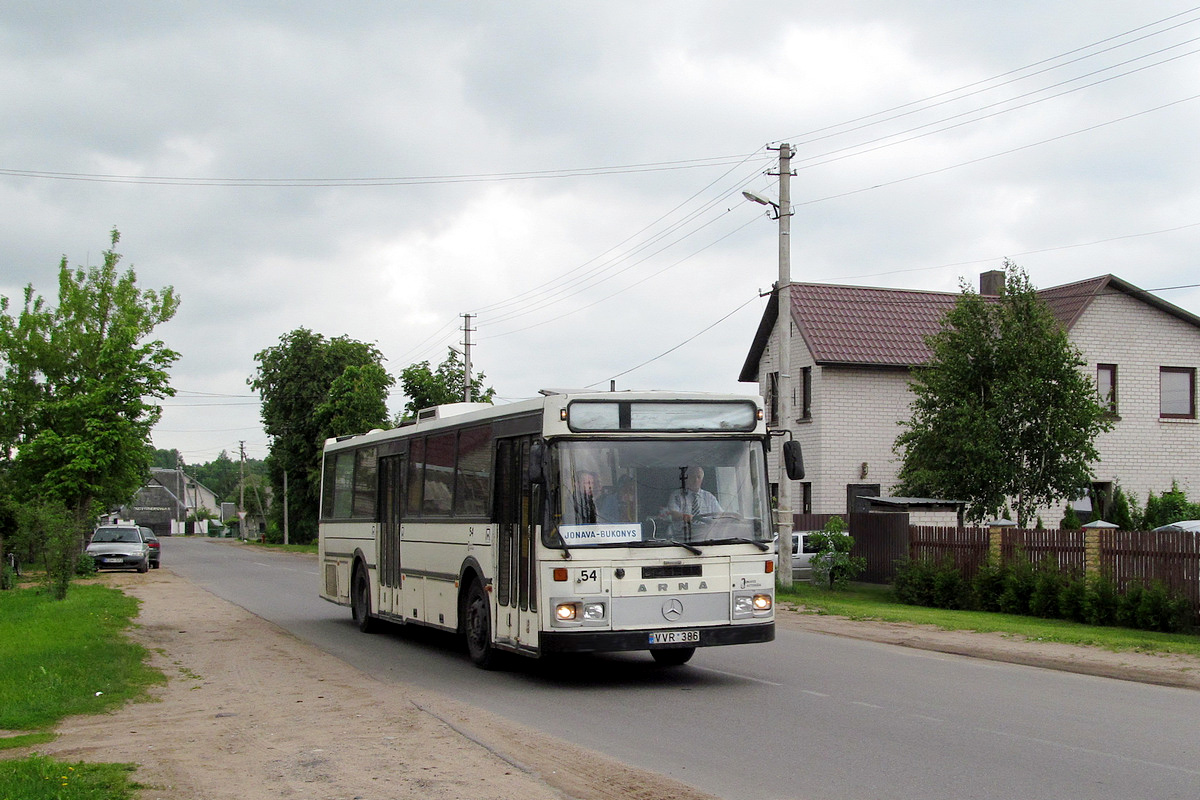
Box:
[779, 580, 1200, 658]
[0, 581, 163, 799]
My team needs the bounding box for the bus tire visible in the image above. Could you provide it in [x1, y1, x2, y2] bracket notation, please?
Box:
[463, 580, 499, 669]
[651, 647, 695, 666]
[351, 564, 377, 633]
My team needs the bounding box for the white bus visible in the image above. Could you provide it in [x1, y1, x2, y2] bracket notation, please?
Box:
[318, 390, 795, 668]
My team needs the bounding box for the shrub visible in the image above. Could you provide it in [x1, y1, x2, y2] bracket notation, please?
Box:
[998, 554, 1035, 616]
[1083, 576, 1120, 626]
[1028, 557, 1064, 618]
[75, 551, 96, 577]
[932, 565, 969, 610]
[971, 558, 1006, 612]
[1057, 572, 1089, 623]
[893, 557, 936, 606]
[1116, 582, 1145, 628]
[809, 516, 866, 590]
[1060, 506, 1081, 530]
[1133, 582, 1194, 633]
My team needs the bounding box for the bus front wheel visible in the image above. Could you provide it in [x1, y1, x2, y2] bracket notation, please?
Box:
[351, 565, 377, 633]
[464, 581, 499, 669]
[651, 647, 695, 666]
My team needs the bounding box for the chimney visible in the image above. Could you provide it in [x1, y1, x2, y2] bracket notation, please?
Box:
[980, 270, 1005, 296]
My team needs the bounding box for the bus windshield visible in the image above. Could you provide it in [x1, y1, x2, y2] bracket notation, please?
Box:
[551, 439, 770, 548]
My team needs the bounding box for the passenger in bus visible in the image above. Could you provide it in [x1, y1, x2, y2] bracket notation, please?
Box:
[663, 466, 722, 522]
[598, 475, 637, 523]
[572, 470, 600, 523]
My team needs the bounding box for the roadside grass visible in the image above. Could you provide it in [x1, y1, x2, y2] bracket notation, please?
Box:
[0, 583, 163, 731]
[0, 581, 163, 800]
[242, 540, 318, 555]
[0, 754, 141, 800]
[778, 581, 1200, 658]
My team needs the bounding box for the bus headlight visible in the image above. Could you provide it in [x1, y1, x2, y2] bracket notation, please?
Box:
[733, 590, 773, 619]
[551, 598, 609, 627]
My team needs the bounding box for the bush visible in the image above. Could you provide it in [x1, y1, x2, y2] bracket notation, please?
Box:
[1060, 506, 1081, 530]
[998, 554, 1035, 616]
[893, 558, 937, 606]
[971, 558, 1006, 613]
[75, 551, 96, 577]
[1083, 576, 1120, 626]
[809, 516, 866, 590]
[1028, 557, 1064, 618]
[1057, 572, 1088, 623]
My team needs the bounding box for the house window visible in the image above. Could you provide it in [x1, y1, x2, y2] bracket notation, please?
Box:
[1096, 364, 1117, 415]
[800, 482, 812, 514]
[799, 366, 812, 420]
[766, 372, 779, 426]
[1160, 367, 1196, 419]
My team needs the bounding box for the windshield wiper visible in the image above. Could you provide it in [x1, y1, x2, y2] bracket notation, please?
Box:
[708, 537, 771, 552]
[644, 539, 702, 555]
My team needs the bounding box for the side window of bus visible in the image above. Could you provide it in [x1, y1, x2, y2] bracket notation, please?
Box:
[406, 438, 425, 515]
[331, 452, 355, 519]
[352, 447, 378, 518]
[423, 432, 455, 515]
[454, 426, 492, 517]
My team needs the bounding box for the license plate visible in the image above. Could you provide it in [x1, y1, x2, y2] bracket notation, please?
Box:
[103, 558, 123, 563]
[648, 629, 699, 645]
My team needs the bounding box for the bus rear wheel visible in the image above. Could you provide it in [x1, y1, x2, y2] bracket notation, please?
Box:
[464, 580, 499, 669]
[351, 565, 377, 633]
[651, 647, 695, 666]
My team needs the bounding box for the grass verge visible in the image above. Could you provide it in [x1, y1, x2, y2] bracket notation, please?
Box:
[778, 581, 1200, 658]
[0, 754, 141, 800]
[0, 581, 163, 799]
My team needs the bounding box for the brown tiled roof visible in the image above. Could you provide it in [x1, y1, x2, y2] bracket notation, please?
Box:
[790, 283, 958, 366]
[738, 274, 1200, 382]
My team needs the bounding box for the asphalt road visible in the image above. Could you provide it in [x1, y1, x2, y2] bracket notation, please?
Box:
[161, 536, 1200, 800]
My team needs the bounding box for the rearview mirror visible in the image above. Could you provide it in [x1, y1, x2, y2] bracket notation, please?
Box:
[783, 440, 804, 480]
[528, 439, 548, 485]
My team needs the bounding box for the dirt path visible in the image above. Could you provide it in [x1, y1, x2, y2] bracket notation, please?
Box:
[31, 569, 719, 800]
[21, 566, 1200, 799]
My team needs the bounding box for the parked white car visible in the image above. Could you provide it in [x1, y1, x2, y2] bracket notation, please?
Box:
[86, 525, 151, 573]
[775, 531, 818, 570]
[1151, 520, 1200, 533]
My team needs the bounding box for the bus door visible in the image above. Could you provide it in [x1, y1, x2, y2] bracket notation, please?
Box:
[378, 454, 404, 616]
[495, 437, 539, 651]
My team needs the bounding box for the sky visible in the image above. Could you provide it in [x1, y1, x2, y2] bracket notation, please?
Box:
[3, 2, 1200, 465]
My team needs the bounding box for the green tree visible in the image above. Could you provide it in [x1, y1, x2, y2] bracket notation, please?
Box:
[250, 328, 391, 543]
[0, 230, 179, 577]
[894, 262, 1111, 527]
[398, 348, 495, 421]
[149, 447, 183, 470]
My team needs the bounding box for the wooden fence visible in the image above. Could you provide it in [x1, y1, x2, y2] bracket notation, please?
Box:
[816, 512, 1200, 615]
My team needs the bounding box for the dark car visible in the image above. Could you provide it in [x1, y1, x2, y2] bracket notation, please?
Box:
[140, 527, 161, 569]
[86, 525, 150, 573]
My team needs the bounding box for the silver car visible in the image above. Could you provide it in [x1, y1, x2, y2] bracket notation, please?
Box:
[1151, 520, 1200, 533]
[86, 526, 151, 573]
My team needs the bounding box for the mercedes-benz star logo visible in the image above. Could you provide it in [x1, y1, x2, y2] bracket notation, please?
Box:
[661, 598, 684, 621]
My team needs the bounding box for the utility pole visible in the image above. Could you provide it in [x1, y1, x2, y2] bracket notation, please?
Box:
[239, 441, 246, 540]
[776, 143, 795, 588]
[773, 144, 795, 588]
[283, 469, 289, 546]
[461, 313, 476, 402]
[742, 148, 795, 586]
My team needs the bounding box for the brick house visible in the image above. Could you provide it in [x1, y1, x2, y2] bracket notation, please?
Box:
[739, 271, 1200, 523]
